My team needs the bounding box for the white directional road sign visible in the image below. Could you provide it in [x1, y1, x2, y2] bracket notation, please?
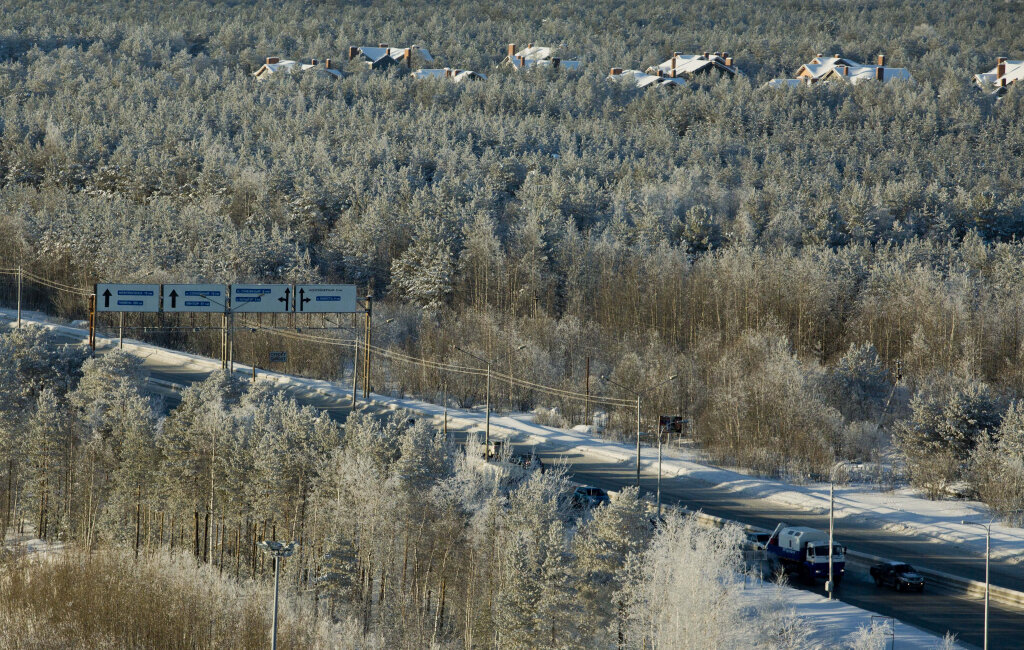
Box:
[96, 284, 160, 312]
[162, 284, 228, 313]
[230, 284, 293, 312]
[294, 284, 357, 313]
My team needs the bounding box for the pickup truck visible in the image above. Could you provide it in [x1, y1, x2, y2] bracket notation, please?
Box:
[870, 562, 925, 592]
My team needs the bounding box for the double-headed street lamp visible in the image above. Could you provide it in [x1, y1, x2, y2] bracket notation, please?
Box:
[258, 540, 297, 650]
[455, 345, 525, 458]
[601, 374, 678, 489]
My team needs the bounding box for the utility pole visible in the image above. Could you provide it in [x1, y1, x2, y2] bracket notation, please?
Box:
[362, 295, 372, 399]
[635, 395, 641, 488]
[455, 347, 496, 459]
[585, 355, 590, 429]
[16, 265, 22, 329]
[351, 338, 360, 409]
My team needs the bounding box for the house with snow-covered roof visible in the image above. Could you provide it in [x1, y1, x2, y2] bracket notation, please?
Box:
[347, 44, 433, 70]
[646, 51, 741, 79]
[411, 68, 487, 82]
[768, 53, 912, 87]
[974, 57, 1024, 94]
[608, 68, 690, 89]
[253, 57, 344, 81]
[503, 43, 581, 71]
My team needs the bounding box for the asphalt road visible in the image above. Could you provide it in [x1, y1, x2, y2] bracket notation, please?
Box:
[33, 325, 1024, 648]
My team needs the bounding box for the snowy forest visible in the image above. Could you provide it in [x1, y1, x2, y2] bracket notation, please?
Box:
[3, 0, 1024, 504]
[1, 0, 1024, 641]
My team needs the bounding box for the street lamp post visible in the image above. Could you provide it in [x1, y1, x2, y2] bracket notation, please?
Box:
[258, 540, 297, 650]
[962, 518, 994, 650]
[601, 374, 678, 489]
[827, 461, 844, 601]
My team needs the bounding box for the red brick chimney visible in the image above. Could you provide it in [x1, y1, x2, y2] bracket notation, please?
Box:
[379, 43, 389, 48]
[325, 59, 332, 69]
[348, 46, 357, 60]
[877, 54, 886, 66]
[875, 66, 884, 81]
[997, 58, 1006, 78]
[403, 48, 411, 66]
[311, 59, 318, 66]
[508, 43, 516, 58]
[671, 56, 676, 77]
[266, 56, 280, 64]
[725, 57, 734, 67]
[842, 65, 849, 76]
[610, 67, 622, 75]
[702, 51, 709, 59]
[517, 55, 525, 68]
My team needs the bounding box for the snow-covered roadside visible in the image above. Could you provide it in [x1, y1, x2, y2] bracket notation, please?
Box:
[3, 307, 1023, 566]
[744, 582, 959, 649]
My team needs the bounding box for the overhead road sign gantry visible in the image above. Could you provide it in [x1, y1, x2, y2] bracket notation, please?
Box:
[96, 284, 161, 312]
[230, 284, 293, 313]
[162, 284, 228, 313]
[294, 284, 357, 313]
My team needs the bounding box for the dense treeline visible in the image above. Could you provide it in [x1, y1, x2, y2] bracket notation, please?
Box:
[2, 0, 1024, 501]
[2, 327, 835, 648]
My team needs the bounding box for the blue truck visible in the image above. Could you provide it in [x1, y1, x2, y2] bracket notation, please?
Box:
[766, 523, 845, 586]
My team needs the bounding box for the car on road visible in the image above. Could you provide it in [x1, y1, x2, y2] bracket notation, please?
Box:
[508, 453, 544, 471]
[870, 562, 925, 592]
[572, 486, 611, 510]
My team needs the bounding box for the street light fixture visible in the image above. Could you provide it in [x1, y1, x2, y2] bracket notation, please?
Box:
[601, 374, 678, 489]
[258, 540, 297, 650]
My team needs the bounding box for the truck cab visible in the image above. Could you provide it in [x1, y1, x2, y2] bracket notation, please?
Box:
[767, 524, 845, 584]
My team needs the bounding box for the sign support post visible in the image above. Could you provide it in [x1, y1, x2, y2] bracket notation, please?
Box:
[88, 293, 96, 351]
[119, 312, 124, 349]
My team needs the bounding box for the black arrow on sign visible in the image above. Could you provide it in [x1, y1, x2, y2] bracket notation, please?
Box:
[299, 288, 310, 312]
[278, 287, 291, 310]
[168, 289, 178, 309]
[102, 289, 112, 308]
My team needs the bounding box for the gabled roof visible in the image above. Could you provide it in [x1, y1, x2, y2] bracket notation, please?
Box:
[974, 59, 1024, 92]
[504, 43, 580, 71]
[775, 54, 912, 87]
[253, 58, 343, 81]
[350, 45, 433, 69]
[820, 65, 912, 85]
[608, 68, 690, 89]
[646, 52, 740, 78]
[411, 68, 487, 82]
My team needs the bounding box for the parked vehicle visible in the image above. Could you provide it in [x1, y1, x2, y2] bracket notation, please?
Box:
[744, 531, 772, 550]
[766, 523, 845, 585]
[870, 562, 925, 592]
[571, 486, 610, 510]
[480, 440, 504, 459]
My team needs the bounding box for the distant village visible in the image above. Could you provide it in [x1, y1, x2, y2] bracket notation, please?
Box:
[253, 41, 1022, 95]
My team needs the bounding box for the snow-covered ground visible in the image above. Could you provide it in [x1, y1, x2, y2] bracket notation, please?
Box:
[3, 307, 1023, 566]
[743, 582, 957, 649]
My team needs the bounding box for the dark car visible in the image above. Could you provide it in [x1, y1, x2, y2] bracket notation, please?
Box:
[508, 453, 544, 471]
[870, 562, 925, 592]
[572, 486, 611, 510]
